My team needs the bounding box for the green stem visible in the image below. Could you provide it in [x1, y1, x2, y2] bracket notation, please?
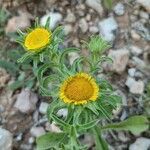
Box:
[92, 126, 108, 150]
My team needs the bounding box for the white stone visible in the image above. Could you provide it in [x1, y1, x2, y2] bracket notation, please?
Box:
[68, 52, 80, 65]
[125, 77, 144, 94]
[28, 137, 35, 144]
[128, 68, 136, 77]
[40, 12, 62, 30]
[113, 3, 125, 16]
[65, 11, 76, 23]
[0, 128, 12, 150]
[86, 0, 103, 15]
[107, 49, 129, 73]
[131, 30, 141, 40]
[64, 24, 73, 35]
[89, 26, 99, 33]
[79, 18, 88, 33]
[130, 45, 143, 56]
[132, 57, 145, 68]
[14, 88, 38, 114]
[129, 137, 150, 150]
[45, 122, 62, 133]
[39, 102, 49, 114]
[30, 127, 45, 137]
[136, 0, 150, 13]
[57, 108, 68, 118]
[98, 17, 118, 42]
[139, 11, 149, 19]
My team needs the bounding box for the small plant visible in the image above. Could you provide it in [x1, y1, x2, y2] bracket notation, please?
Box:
[17, 18, 149, 150]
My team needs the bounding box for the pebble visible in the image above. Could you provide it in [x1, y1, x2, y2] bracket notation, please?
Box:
[0, 68, 10, 88]
[57, 108, 68, 118]
[39, 102, 49, 114]
[136, 0, 150, 13]
[89, 26, 99, 33]
[129, 137, 150, 150]
[0, 128, 12, 150]
[98, 17, 118, 42]
[125, 77, 144, 94]
[65, 10, 76, 23]
[131, 30, 141, 40]
[63, 24, 73, 35]
[132, 56, 145, 68]
[40, 12, 62, 30]
[113, 3, 125, 16]
[86, 0, 103, 15]
[14, 88, 38, 114]
[30, 126, 45, 137]
[107, 48, 129, 73]
[128, 68, 136, 77]
[68, 52, 80, 65]
[139, 11, 149, 19]
[79, 18, 88, 33]
[130, 45, 143, 56]
[28, 137, 35, 144]
[45, 122, 62, 133]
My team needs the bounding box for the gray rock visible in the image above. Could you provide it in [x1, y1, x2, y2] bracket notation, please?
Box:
[107, 49, 129, 73]
[65, 10, 76, 23]
[130, 45, 143, 56]
[131, 30, 141, 40]
[132, 56, 145, 68]
[68, 52, 80, 65]
[113, 3, 125, 16]
[14, 88, 38, 114]
[86, 0, 103, 15]
[40, 12, 62, 30]
[30, 126, 45, 137]
[57, 108, 68, 118]
[125, 77, 144, 94]
[136, 0, 150, 13]
[45, 122, 62, 133]
[0, 128, 12, 150]
[64, 24, 73, 35]
[129, 137, 150, 150]
[98, 17, 118, 42]
[89, 26, 99, 33]
[39, 102, 49, 114]
[79, 18, 88, 33]
[128, 68, 136, 77]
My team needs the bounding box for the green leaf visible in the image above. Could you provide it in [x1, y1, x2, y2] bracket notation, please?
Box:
[36, 132, 67, 150]
[102, 115, 149, 135]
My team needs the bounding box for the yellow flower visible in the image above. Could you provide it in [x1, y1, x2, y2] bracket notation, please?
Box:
[24, 28, 52, 52]
[59, 73, 99, 105]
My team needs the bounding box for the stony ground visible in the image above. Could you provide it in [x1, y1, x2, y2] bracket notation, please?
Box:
[0, 0, 150, 150]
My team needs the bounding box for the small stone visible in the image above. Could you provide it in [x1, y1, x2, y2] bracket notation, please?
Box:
[129, 137, 150, 150]
[30, 127, 45, 137]
[113, 3, 125, 16]
[0, 68, 10, 88]
[136, 0, 150, 13]
[106, 49, 129, 73]
[68, 52, 80, 65]
[64, 24, 73, 35]
[0, 128, 12, 150]
[125, 77, 144, 94]
[81, 134, 94, 148]
[5, 10, 32, 33]
[65, 10, 76, 23]
[40, 12, 62, 30]
[132, 57, 145, 68]
[45, 122, 62, 133]
[86, 0, 103, 15]
[139, 11, 149, 19]
[130, 45, 143, 56]
[39, 102, 49, 114]
[89, 26, 99, 33]
[128, 68, 136, 77]
[131, 30, 141, 40]
[28, 137, 35, 144]
[14, 88, 38, 114]
[98, 17, 118, 42]
[79, 18, 88, 33]
[57, 108, 68, 118]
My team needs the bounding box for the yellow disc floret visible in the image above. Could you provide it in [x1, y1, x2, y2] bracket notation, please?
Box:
[59, 73, 99, 105]
[24, 28, 52, 52]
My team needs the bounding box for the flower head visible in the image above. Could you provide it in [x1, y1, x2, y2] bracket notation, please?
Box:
[24, 28, 52, 52]
[59, 73, 99, 105]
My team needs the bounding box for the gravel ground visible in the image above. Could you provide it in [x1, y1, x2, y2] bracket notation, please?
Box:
[0, 0, 150, 149]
